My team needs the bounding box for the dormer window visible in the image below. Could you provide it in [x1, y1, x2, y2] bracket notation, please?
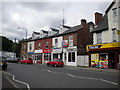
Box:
[112, 8, 117, 22]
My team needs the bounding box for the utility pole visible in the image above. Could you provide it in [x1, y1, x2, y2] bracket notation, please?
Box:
[14, 38, 16, 60]
[62, 9, 64, 25]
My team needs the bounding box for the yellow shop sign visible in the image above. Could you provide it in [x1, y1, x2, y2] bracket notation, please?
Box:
[117, 30, 120, 34]
[87, 42, 120, 51]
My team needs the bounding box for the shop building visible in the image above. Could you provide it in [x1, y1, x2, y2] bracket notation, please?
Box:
[21, 42, 27, 60]
[87, 1, 120, 69]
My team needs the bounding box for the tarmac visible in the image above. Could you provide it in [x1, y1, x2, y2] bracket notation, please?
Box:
[34, 63, 119, 73]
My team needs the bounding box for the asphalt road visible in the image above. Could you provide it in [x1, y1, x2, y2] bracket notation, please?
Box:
[2, 63, 119, 89]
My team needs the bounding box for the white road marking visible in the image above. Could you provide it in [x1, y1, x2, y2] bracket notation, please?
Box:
[67, 73, 76, 77]
[76, 76, 98, 80]
[100, 79, 118, 85]
[4, 75, 18, 88]
[47, 70, 51, 72]
[2, 71, 30, 90]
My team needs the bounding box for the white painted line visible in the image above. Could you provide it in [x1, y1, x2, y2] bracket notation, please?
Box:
[76, 76, 98, 80]
[47, 70, 51, 72]
[4, 75, 18, 88]
[2, 71, 30, 90]
[100, 79, 118, 85]
[67, 73, 76, 77]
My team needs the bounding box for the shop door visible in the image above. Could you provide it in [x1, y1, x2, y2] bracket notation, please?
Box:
[108, 53, 115, 69]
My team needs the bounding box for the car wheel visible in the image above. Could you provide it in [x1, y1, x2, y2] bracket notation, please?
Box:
[61, 65, 63, 67]
[47, 63, 49, 67]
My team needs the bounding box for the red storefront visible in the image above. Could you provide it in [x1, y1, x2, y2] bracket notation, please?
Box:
[35, 37, 52, 64]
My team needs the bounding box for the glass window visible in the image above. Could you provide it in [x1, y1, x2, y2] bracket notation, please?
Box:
[46, 42, 49, 49]
[69, 36, 73, 46]
[112, 30, 116, 42]
[38, 42, 41, 49]
[113, 8, 117, 22]
[55, 39, 58, 47]
[29, 44, 32, 50]
[68, 52, 75, 62]
[97, 32, 102, 44]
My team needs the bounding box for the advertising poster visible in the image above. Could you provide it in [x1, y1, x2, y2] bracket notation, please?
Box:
[91, 54, 99, 67]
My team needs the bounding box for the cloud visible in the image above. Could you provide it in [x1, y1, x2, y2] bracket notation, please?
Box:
[1, 1, 111, 41]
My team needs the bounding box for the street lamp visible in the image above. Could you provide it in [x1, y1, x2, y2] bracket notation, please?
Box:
[18, 27, 27, 39]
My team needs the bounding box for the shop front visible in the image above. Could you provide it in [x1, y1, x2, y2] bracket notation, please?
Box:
[66, 46, 77, 66]
[28, 52, 34, 60]
[34, 49, 42, 63]
[43, 49, 52, 63]
[87, 42, 120, 69]
[52, 47, 62, 60]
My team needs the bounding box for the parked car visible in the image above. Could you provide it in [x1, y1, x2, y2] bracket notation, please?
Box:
[20, 58, 33, 64]
[0, 56, 8, 70]
[47, 59, 64, 67]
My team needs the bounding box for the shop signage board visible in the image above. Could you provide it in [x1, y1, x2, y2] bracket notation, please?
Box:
[43, 49, 52, 53]
[62, 40, 69, 47]
[87, 42, 120, 51]
[117, 30, 120, 34]
[28, 52, 34, 54]
[67, 46, 77, 52]
[52, 47, 62, 53]
[34, 50, 42, 53]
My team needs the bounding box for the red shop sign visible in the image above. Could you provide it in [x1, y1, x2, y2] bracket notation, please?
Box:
[43, 49, 52, 53]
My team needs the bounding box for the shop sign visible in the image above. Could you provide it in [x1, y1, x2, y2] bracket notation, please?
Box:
[43, 49, 52, 53]
[62, 40, 69, 47]
[34, 49, 42, 53]
[67, 47, 77, 52]
[52, 47, 62, 53]
[117, 30, 120, 34]
[87, 42, 120, 51]
[28, 52, 34, 54]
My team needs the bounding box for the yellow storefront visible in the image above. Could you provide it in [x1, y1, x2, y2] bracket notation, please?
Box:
[86, 42, 120, 69]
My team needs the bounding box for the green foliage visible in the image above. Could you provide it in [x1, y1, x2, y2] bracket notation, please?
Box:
[1, 36, 22, 57]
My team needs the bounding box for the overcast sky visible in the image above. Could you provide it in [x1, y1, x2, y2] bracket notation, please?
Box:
[1, 0, 113, 41]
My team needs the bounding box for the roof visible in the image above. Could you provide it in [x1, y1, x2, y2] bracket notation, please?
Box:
[105, 0, 116, 14]
[50, 28, 59, 32]
[33, 31, 40, 34]
[91, 14, 108, 33]
[41, 30, 48, 34]
[62, 25, 71, 28]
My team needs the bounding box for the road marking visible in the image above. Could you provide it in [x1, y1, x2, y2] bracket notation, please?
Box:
[76, 76, 98, 80]
[2, 71, 30, 90]
[100, 79, 118, 85]
[67, 73, 76, 77]
[4, 75, 18, 88]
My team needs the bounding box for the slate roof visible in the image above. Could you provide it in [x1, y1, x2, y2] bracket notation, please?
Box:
[62, 25, 71, 28]
[41, 30, 48, 34]
[33, 31, 40, 34]
[50, 28, 59, 32]
[91, 14, 108, 33]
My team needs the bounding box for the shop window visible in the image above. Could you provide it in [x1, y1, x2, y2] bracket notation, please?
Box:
[46, 42, 49, 49]
[68, 52, 75, 62]
[97, 32, 102, 44]
[112, 8, 117, 22]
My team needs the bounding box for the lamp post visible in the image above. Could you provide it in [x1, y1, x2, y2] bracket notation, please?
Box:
[18, 27, 27, 39]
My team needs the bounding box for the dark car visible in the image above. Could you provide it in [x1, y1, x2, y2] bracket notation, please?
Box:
[47, 59, 64, 67]
[0, 56, 8, 70]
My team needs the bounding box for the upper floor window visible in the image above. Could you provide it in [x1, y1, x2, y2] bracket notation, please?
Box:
[46, 42, 49, 49]
[55, 38, 58, 47]
[23, 45, 26, 51]
[29, 44, 32, 50]
[97, 32, 102, 44]
[112, 29, 116, 42]
[69, 36, 73, 46]
[38, 42, 41, 49]
[112, 8, 117, 22]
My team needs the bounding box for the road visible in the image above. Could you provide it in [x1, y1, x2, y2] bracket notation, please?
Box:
[2, 63, 119, 89]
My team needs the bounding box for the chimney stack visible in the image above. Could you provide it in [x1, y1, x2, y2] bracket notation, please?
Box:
[95, 12, 103, 25]
[81, 19, 86, 26]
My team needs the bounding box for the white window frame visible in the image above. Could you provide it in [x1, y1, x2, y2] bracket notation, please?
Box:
[97, 32, 102, 44]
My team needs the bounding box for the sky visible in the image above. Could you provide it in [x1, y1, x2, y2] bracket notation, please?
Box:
[1, 0, 113, 41]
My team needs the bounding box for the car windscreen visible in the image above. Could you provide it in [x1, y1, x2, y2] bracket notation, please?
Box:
[52, 59, 62, 61]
